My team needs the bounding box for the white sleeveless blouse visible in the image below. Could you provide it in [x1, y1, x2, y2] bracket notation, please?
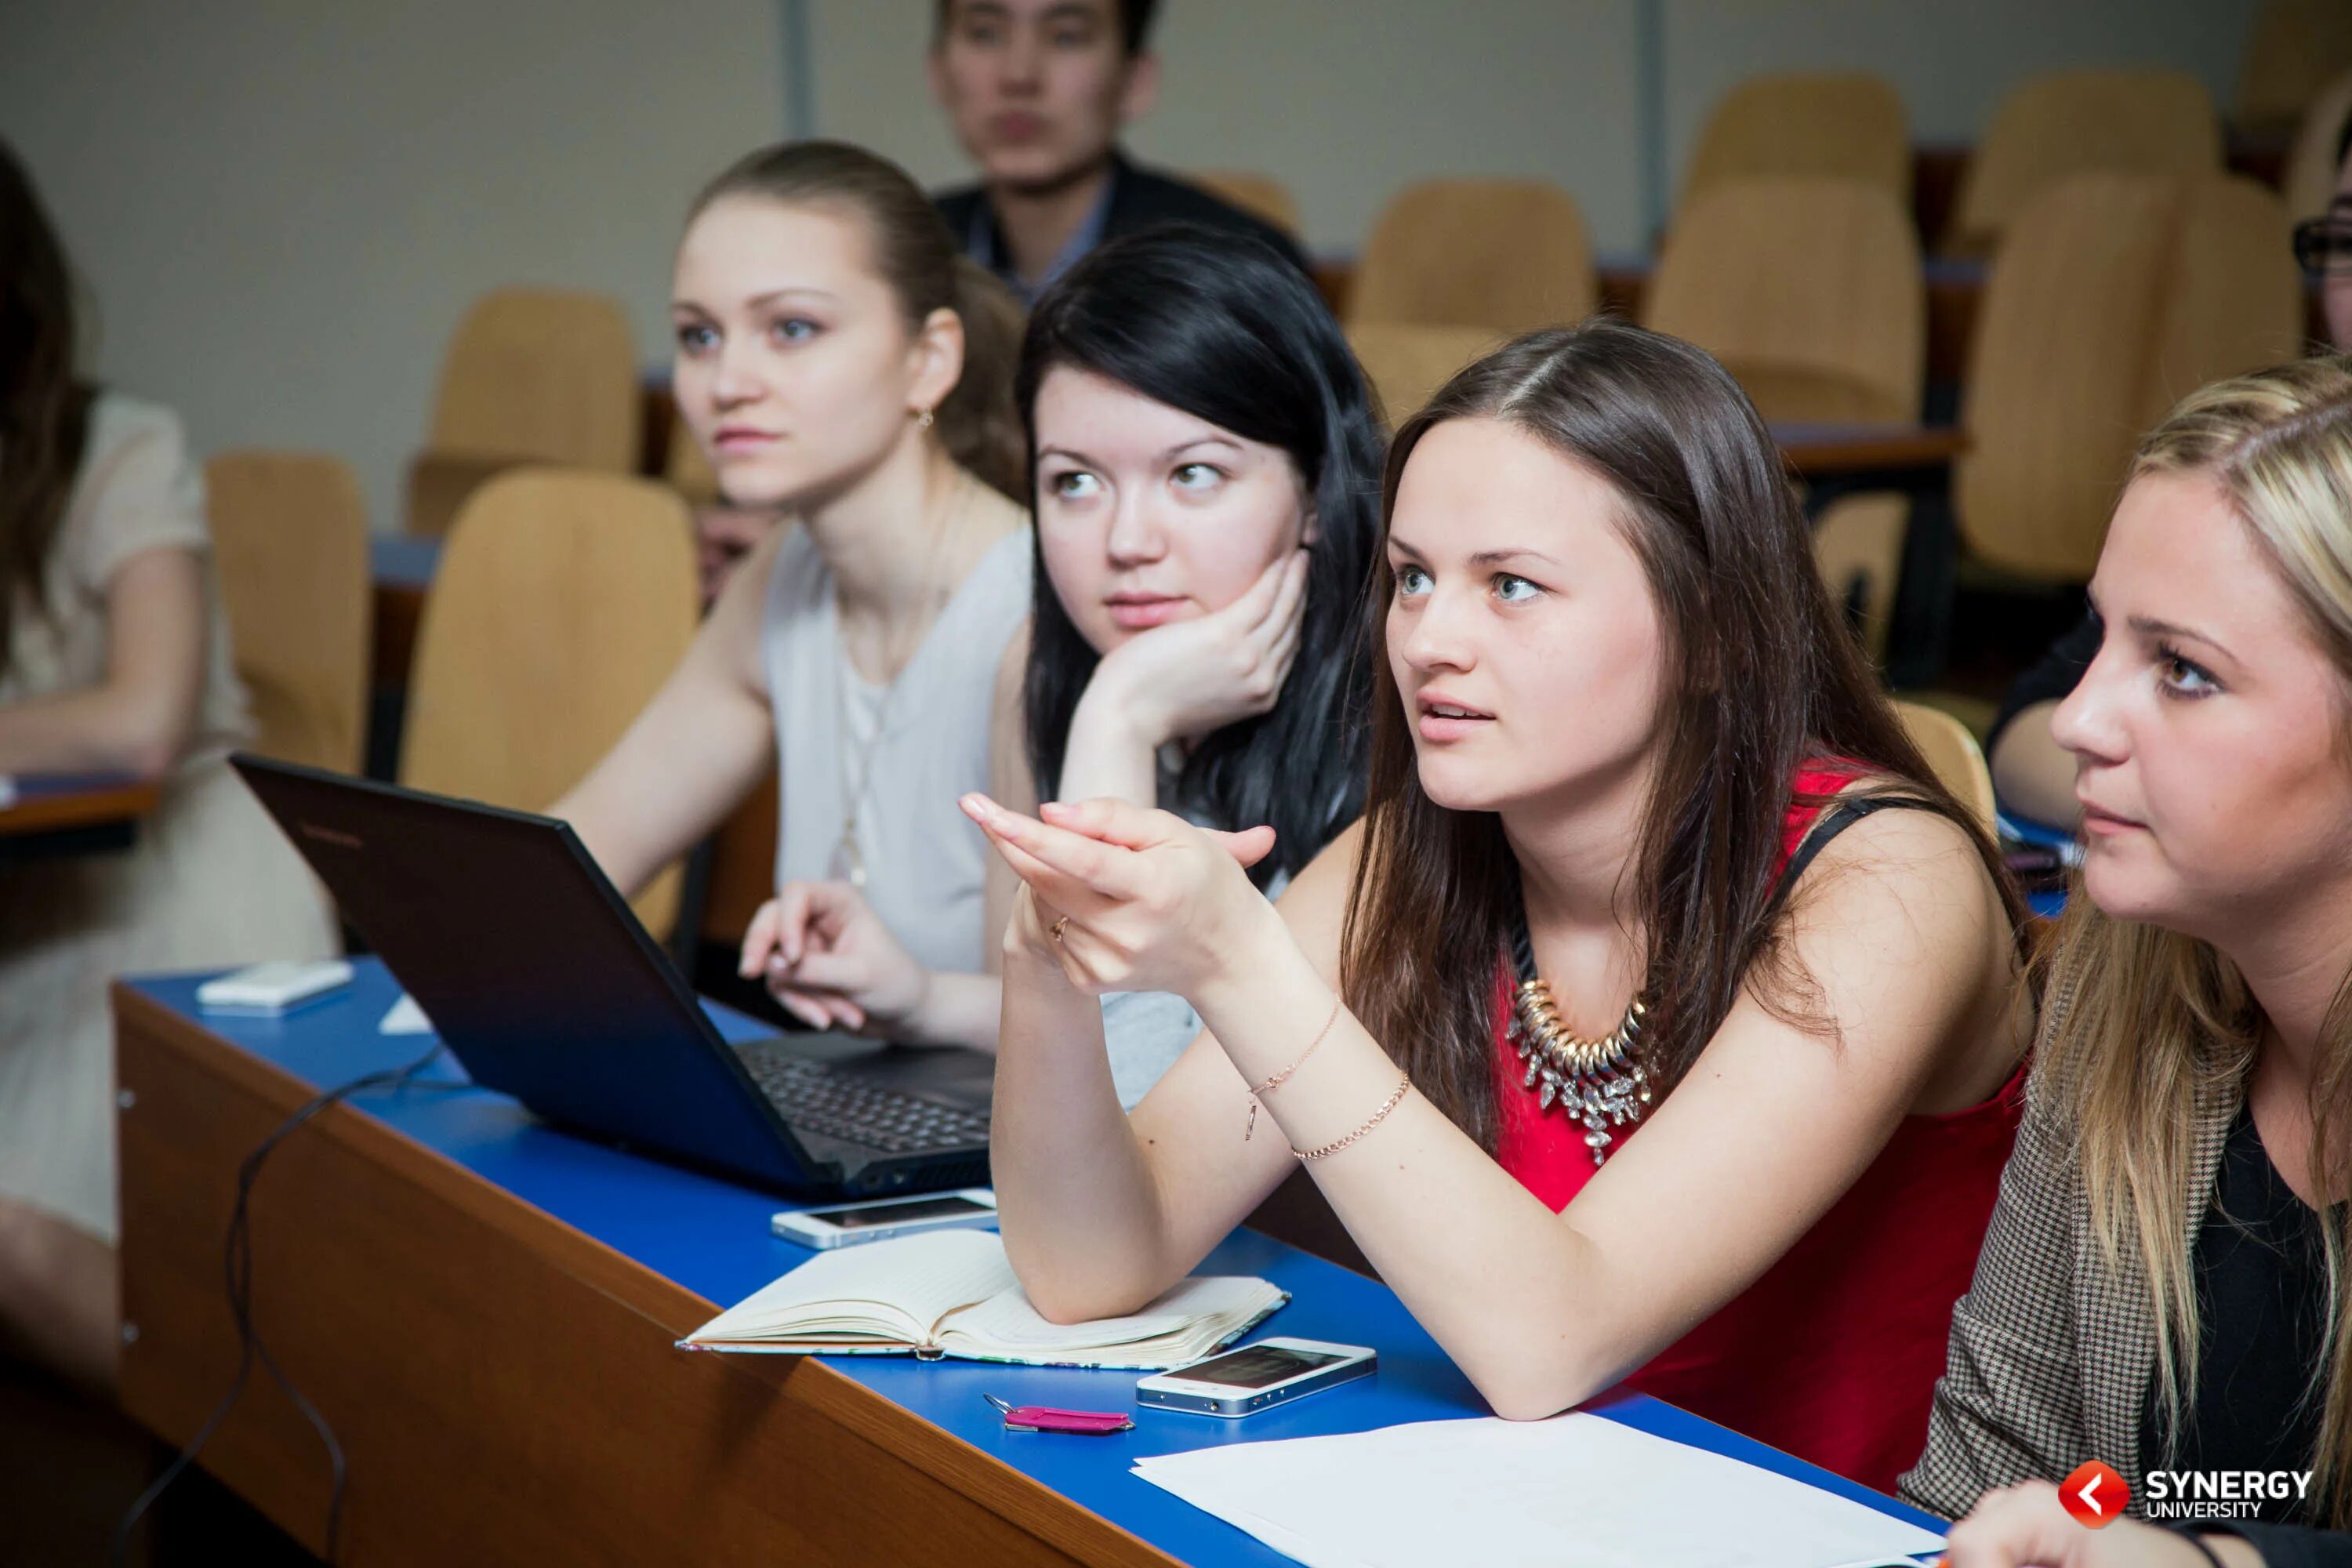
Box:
[759, 495, 1031, 978]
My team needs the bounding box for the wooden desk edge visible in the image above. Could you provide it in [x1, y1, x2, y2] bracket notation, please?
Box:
[0, 779, 162, 838]
[111, 985, 1184, 1568]
[1782, 426, 1969, 478]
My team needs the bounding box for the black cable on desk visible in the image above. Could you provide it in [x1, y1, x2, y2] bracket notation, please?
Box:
[110, 1039, 452, 1565]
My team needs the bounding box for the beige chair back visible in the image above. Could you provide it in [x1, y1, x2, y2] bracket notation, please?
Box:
[665, 416, 721, 507]
[2282, 65, 2352, 222]
[1896, 701, 1996, 833]
[2238, 0, 2352, 133]
[425, 287, 638, 470]
[1956, 171, 2303, 585]
[1192, 170, 1303, 240]
[1956, 175, 2180, 583]
[1346, 323, 1501, 428]
[1350, 179, 1595, 335]
[405, 452, 531, 539]
[399, 470, 698, 938]
[1680, 72, 1909, 212]
[1949, 70, 2220, 252]
[1645, 177, 1923, 424]
[1812, 495, 1908, 663]
[205, 452, 372, 775]
[2146, 176, 2307, 420]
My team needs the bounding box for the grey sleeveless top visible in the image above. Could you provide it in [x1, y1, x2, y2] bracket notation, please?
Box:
[760, 496, 1031, 978]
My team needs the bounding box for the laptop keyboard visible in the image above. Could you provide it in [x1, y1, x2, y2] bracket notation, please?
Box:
[735, 1047, 991, 1156]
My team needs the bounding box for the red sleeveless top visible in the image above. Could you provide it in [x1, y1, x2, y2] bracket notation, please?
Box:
[1491, 764, 2024, 1493]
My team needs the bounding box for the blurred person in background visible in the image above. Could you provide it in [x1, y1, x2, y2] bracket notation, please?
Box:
[929, 0, 1308, 305]
[0, 140, 336, 1393]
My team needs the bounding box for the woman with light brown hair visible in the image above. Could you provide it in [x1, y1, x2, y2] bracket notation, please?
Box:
[1911, 357, 2352, 1566]
[963, 319, 2032, 1491]
[555, 140, 1035, 1050]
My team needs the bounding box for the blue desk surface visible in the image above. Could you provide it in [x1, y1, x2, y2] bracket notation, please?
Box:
[369, 533, 441, 590]
[132, 959, 1944, 1564]
[1999, 809, 2078, 922]
[12, 769, 143, 799]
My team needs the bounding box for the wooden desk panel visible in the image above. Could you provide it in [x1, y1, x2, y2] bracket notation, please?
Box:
[114, 988, 1174, 1566]
[1777, 423, 1967, 480]
[0, 779, 159, 840]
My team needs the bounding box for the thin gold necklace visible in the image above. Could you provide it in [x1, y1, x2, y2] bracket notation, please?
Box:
[829, 468, 975, 888]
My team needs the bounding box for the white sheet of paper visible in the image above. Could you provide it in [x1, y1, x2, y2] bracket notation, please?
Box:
[379, 993, 434, 1035]
[1131, 1412, 1944, 1568]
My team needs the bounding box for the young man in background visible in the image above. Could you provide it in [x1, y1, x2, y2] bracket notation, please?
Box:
[930, 0, 1309, 304]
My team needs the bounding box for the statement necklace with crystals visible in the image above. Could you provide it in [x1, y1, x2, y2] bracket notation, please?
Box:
[1506, 908, 1653, 1166]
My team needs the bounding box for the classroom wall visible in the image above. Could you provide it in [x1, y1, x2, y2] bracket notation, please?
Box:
[0, 0, 784, 535]
[0, 0, 2268, 533]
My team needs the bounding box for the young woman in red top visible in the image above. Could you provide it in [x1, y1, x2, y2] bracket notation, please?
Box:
[962, 320, 2031, 1490]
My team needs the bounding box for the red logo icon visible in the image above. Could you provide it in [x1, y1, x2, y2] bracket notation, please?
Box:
[2060, 1461, 2130, 1528]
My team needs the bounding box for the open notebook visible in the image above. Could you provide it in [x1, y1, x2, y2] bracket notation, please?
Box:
[678, 1229, 1287, 1370]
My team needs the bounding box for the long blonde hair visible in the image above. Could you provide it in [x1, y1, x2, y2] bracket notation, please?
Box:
[2042, 354, 2352, 1517]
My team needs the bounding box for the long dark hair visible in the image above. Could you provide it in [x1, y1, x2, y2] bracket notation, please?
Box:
[1340, 321, 2023, 1152]
[691, 140, 1025, 499]
[1016, 227, 1382, 886]
[0, 140, 93, 669]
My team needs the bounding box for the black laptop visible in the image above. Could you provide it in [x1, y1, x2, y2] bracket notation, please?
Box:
[233, 755, 993, 1199]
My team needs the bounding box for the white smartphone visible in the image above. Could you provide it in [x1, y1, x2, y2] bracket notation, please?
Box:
[769, 1188, 998, 1249]
[194, 959, 354, 1016]
[1134, 1337, 1377, 1417]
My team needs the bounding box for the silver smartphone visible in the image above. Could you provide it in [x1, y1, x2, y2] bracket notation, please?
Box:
[768, 1188, 998, 1249]
[1134, 1336, 1377, 1417]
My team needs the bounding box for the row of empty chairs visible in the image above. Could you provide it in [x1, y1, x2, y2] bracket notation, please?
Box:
[1349, 169, 2299, 444]
[405, 59, 2350, 548]
[1795, 165, 2303, 677]
[1219, 49, 2352, 283]
[1341, 172, 1921, 425]
[206, 459, 698, 938]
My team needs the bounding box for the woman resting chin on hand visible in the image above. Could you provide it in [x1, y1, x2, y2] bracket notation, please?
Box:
[1008, 227, 1381, 1100]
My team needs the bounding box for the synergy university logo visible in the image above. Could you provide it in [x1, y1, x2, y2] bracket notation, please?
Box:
[2061, 1459, 2315, 1525]
[2058, 1461, 2129, 1527]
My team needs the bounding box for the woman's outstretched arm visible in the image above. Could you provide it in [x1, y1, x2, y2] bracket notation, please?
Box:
[971, 794, 2020, 1420]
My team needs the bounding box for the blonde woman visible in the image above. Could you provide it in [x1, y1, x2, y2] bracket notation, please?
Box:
[1907, 358, 2352, 1566]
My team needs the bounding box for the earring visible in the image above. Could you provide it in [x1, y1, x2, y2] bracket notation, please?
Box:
[915, 408, 935, 431]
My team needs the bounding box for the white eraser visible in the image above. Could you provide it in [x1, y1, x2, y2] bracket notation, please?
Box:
[196, 959, 354, 1014]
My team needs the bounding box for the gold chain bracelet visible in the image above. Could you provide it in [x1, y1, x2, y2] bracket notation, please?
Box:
[1292, 1076, 1412, 1162]
[1244, 997, 1343, 1142]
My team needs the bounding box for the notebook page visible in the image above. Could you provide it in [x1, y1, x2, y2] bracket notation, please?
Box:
[684, 1229, 1015, 1346]
[942, 1275, 1285, 1367]
[1131, 1413, 1944, 1568]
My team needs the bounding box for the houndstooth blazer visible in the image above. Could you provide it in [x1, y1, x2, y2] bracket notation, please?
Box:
[1898, 969, 2239, 1522]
